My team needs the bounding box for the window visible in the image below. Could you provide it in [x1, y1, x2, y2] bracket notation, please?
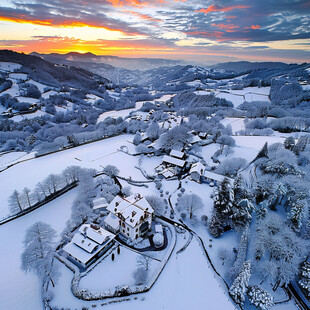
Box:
[136, 228, 138, 232]
[135, 234, 138, 239]
[127, 233, 129, 236]
[122, 222, 125, 228]
[127, 227, 129, 231]
[123, 229, 125, 233]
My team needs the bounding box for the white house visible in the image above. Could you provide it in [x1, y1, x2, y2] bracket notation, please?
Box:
[190, 162, 206, 183]
[105, 194, 154, 242]
[63, 223, 115, 269]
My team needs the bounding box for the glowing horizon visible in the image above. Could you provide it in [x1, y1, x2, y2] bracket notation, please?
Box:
[0, 0, 309, 64]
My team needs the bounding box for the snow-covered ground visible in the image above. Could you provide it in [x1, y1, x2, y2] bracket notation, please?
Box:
[221, 117, 245, 134]
[0, 61, 21, 72]
[50, 233, 235, 310]
[0, 134, 150, 218]
[0, 188, 77, 310]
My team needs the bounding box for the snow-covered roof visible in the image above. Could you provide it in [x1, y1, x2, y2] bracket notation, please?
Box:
[204, 171, 233, 183]
[158, 168, 176, 179]
[78, 224, 115, 245]
[155, 224, 163, 234]
[190, 162, 205, 176]
[107, 194, 154, 227]
[93, 197, 108, 210]
[72, 233, 98, 253]
[170, 149, 184, 159]
[140, 132, 150, 142]
[104, 213, 120, 230]
[187, 135, 201, 144]
[162, 155, 186, 167]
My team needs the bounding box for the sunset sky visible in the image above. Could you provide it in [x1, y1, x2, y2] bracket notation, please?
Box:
[0, 0, 309, 64]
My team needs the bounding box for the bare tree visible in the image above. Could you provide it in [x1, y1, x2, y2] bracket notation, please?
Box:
[9, 190, 23, 214]
[177, 194, 204, 219]
[136, 255, 152, 271]
[23, 187, 32, 209]
[21, 222, 59, 288]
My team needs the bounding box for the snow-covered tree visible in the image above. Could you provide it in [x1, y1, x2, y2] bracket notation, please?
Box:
[230, 228, 250, 280]
[177, 194, 203, 219]
[254, 213, 307, 290]
[214, 177, 234, 216]
[103, 165, 119, 177]
[229, 260, 251, 306]
[132, 267, 148, 285]
[283, 136, 295, 150]
[22, 187, 32, 209]
[145, 195, 165, 216]
[231, 199, 254, 230]
[146, 121, 160, 141]
[299, 261, 310, 296]
[247, 285, 274, 310]
[21, 222, 59, 288]
[136, 255, 152, 271]
[9, 190, 24, 214]
[233, 174, 251, 203]
[133, 133, 142, 146]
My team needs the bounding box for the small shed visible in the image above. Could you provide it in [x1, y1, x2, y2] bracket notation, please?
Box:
[190, 162, 206, 183]
[170, 149, 185, 159]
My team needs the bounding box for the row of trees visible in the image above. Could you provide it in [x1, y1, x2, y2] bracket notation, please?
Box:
[8, 166, 85, 215]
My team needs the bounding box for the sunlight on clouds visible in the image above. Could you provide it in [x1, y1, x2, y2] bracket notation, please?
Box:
[0, 21, 140, 42]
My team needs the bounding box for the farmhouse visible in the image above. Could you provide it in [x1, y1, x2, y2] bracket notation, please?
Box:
[190, 162, 206, 183]
[105, 194, 154, 242]
[63, 223, 115, 269]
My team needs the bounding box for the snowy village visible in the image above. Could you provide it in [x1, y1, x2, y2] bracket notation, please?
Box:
[0, 1, 310, 310]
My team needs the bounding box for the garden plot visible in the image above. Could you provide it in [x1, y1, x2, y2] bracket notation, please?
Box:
[79, 247, 160, 291]
[0, 188, 77, 310]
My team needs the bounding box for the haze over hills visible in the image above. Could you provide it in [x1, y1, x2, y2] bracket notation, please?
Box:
[30, 52, 184, 71]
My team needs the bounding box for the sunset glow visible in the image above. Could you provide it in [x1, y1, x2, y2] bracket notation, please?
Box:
[0, 0, 309, 63]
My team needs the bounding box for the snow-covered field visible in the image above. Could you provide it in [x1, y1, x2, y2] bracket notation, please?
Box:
[0, 188, 77, 310]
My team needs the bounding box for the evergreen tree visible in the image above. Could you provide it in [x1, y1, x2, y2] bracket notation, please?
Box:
[229, 260, 251, 306]
[283, 136, 295, 150]
[247, 285, 274, 310]
[214, 177, 234, 216]
[231, 199, 254, 230]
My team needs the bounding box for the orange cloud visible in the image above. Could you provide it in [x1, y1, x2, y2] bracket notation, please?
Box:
[0, 15, 141, 36]
[0, 36, 174, 56]
[124, 10, 162, 22]
[211, 23, 239, 30]
[186, 30, 224, 38]
[196, 5, 250, 14]
[107, 0, 165, 7]
[250, 25, 261, 29]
